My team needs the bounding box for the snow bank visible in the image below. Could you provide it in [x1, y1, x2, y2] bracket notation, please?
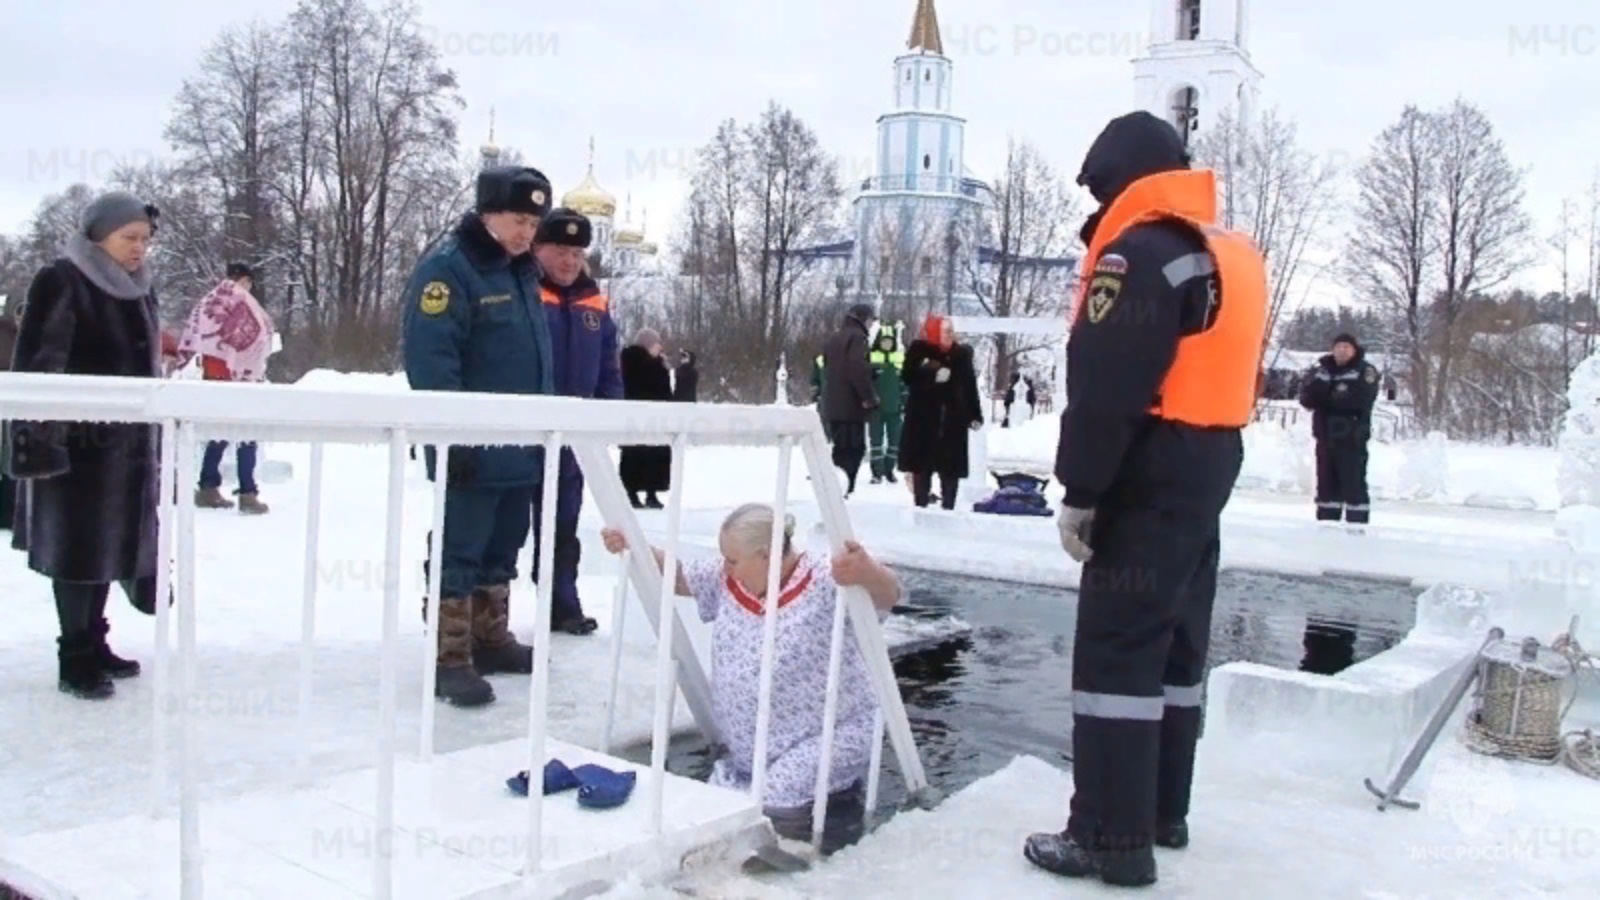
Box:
[981, 406, 1557, 510]
[293, 368, 408, 392]
[1558, 352, 1600, 507]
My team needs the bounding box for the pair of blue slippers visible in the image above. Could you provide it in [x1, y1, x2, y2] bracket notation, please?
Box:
[506, 759, 636, 810]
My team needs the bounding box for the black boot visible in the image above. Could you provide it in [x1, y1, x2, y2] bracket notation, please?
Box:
[58, 634, 115, 699]
[629, 492, 645, 509]
[1154, 820, 1188, 849]
[645, 492, 664, 509]
[91, 619, 140, 678]
[1023, 831, 1157, 887]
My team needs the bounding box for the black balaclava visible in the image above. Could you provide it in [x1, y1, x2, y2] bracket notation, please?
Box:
[1076, 111, 1191, 245]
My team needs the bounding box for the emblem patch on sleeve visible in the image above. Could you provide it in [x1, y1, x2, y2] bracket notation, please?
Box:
[1364, 366, 1378, 384]
[419, 281, 450, 316]
[1086, 274, 1122, 324]
[582, 309, 601, 331]
[1094, 253, 1128, 276]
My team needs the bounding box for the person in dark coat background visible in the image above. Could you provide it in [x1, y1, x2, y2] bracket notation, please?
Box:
[1298, 332, 1379, 525]
[619, 327, 673, 508]
[6, 191, 165, 699]
[820, 302, 879, 495]
[0, 309, 20, 530]
[528, 207, 622, 637]
[673, 349, 699, 402]
[897, 314, 983, 509]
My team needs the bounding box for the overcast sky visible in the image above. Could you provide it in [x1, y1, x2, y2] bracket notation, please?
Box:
[2, 0, 1596, 300]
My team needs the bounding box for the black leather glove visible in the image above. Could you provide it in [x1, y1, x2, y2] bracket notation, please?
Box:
[446, 446, 478, 487]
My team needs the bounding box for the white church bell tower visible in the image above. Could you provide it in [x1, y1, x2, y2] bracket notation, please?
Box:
[1132, 0, 1262, 147]
[850, 0, 984, 314]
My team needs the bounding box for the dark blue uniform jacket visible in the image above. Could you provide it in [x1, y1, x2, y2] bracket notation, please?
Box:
[540, 272, 622, 400]
[402, 212, 555, 488]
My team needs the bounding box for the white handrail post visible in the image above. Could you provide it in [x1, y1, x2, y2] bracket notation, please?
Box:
[799, 429, 930, 794]
[649, 433, 689, 834]
[751, 437, 794, 807]
[151, 417, 177, 817]
[864, 709, 885, 821]
[420, 444, 448, 760]
[524, 434, 562, 883]
[297, 441, 325, 783]
[810, 554, 851, 852]
[600, 548, 631, 755]
[175, 422, 202, 899]
[374, 429, 406, 900]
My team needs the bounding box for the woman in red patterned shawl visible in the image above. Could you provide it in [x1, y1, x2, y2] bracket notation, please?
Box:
[175, 262, 276, 514]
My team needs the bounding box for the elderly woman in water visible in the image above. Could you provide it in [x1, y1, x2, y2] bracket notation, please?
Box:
[599, 503, 901, 852]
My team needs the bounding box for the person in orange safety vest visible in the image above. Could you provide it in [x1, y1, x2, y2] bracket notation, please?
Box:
[1025, 111, 1267, 889]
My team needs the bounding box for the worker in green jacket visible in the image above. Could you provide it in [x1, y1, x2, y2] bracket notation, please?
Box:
[868, 323, 906, 483]
[811, 352, 832, 444]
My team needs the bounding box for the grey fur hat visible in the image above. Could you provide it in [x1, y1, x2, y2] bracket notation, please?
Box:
[633, 327, 661, 348]
[81, 191, 158, 242]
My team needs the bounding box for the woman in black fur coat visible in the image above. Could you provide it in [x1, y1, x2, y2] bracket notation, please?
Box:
[898, 315, 983, 509]
[619, 327, 673, 508]
[7, 191, 164, 699]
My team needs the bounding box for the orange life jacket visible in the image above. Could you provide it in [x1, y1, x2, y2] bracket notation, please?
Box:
[1069, 169, 1268, 428]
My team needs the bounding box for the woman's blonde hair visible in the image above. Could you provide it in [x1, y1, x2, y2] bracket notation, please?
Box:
[720, 503, 797, 557]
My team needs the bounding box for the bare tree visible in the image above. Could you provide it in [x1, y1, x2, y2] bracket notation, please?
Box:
[669, 103, 843, 400]
[1427, 99, 1534, 423]
[1193, 107, 1341, 370]
[959, 136, 1079, 390]
[1343, 106, 1441, 424]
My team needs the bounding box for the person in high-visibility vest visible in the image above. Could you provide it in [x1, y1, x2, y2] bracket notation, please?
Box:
[1025, 111, 1267, 888]
[867, 323, 906, 483]
[811, 353, 832, 444]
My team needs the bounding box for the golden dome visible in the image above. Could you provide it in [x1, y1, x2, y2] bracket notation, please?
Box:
[639, 241, 658, 255]
[613, 227, 643, 246]
[562, 136, 616, 219]
[562, 169, 616, 219]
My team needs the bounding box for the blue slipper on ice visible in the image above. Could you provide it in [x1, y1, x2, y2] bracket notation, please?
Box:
[571, 764, 637, 810]
[506, 759, 584, 797]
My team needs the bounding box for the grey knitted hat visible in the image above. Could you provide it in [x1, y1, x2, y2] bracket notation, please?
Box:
[633, 327, 661, 348]
[81, 191, 158, 242]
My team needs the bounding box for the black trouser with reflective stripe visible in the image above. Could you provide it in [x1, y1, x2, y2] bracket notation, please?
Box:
[1068, 505, 1222, 852]
[1314, 438, 1369, 523]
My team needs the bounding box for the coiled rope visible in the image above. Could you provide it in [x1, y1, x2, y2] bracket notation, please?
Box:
[1461, 633, 1600, 780]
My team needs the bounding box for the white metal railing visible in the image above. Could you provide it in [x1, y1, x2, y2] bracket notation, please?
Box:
[0, 373, 930, 897]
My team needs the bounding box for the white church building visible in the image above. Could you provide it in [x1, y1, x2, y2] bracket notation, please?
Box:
[1134, 0, 1263, 148]
[783, 0, 1078, 319]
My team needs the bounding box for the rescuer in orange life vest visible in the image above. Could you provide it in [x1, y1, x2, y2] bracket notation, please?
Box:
[1024, 111, 1268, 887]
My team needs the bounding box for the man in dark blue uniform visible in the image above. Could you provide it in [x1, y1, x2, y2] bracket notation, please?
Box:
[403, 165, 555, 707]
[529, 207, 622, 636]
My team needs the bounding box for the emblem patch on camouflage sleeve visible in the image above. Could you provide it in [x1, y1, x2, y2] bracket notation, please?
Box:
[1086, 274, 1122, 324]
[419, 281, 450, 316]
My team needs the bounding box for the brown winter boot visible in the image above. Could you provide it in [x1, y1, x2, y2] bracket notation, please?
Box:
[472, 584, 533, 675]
[194, 487, 234, 509]
[431, 595, 493, 707]
[237, 493, 269, 515]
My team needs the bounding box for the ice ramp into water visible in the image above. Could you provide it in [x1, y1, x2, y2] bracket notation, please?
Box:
[0, 737, 766, 900]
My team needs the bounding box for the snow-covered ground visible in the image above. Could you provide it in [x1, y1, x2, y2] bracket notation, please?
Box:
[990, 408, 1561, 511]
[2, 369, 1597, 899]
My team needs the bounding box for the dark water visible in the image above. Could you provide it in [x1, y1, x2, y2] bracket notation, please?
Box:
[623, 567, 1417, 814]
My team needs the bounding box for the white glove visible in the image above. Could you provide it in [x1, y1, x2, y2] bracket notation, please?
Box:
[1057, 505, 1095, 562]
[935, 367, 951, 384]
